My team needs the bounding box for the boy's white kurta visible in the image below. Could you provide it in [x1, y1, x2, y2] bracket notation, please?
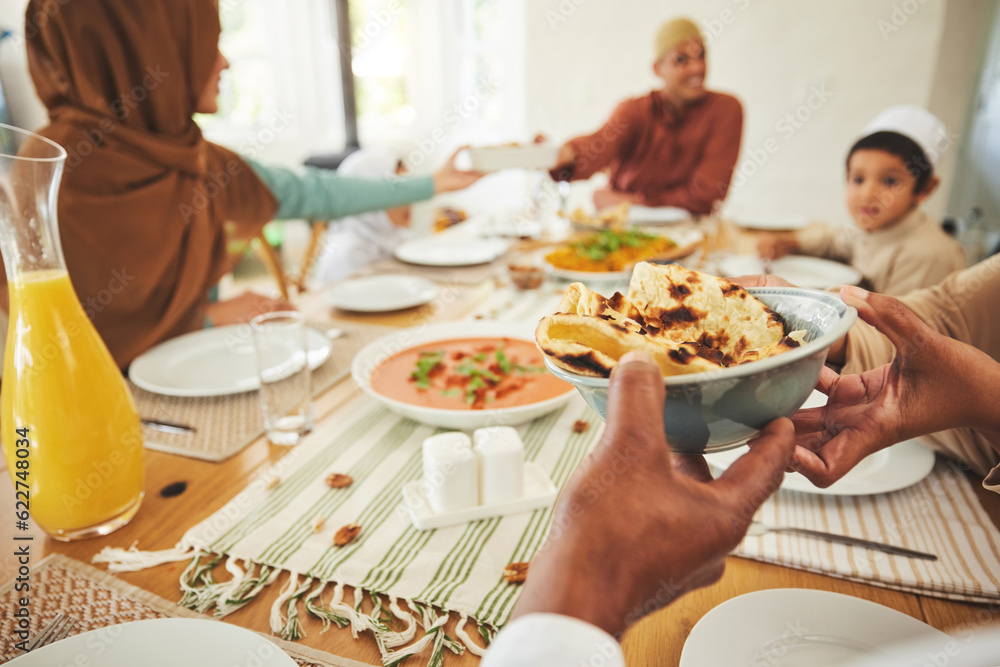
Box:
[311, 148, 413, 286]
[796, 209, 966, 296]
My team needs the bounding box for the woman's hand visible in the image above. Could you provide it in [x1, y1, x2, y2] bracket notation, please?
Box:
[431, 146, 484, 193]
[779, 286, 1000, 487]
[205, 291, 295, 327]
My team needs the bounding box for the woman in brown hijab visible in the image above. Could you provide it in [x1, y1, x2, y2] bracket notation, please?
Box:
[18, 0, 478, 368]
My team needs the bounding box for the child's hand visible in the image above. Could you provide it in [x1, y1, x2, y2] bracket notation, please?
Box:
[756, 233, 798, 259]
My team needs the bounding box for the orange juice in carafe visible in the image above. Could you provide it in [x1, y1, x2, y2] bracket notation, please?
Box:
[2, 269, 144, 539]
[0, 123, 144, 541]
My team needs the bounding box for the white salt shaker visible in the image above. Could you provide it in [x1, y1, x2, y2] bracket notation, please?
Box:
[473, 427, 525, 505]
[422, 432, 478, 514]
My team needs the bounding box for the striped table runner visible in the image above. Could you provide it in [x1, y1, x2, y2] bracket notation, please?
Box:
[736, 459, 1000, 604]
[98, 388, 604, 666]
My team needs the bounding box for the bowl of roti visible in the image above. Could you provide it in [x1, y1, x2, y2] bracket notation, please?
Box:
[535, 262, 857, 453]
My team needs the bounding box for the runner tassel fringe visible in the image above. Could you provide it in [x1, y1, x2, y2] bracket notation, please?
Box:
[455, 614, 487, 657]
[92, 542, 196, 573]
[215, 561, 279, 618]
[269, 573, 314, 640]
[92, 549, 487, 667]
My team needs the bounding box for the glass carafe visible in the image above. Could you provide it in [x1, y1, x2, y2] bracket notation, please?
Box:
[0, 123, 144, 541]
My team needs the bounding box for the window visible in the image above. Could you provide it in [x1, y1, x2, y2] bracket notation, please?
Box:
[351, 0, 526, 159]
[198, 0, 348, 166]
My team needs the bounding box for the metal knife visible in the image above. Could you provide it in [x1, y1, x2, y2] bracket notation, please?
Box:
[748, 521, 938, 561]
[141, 418, 197, 435]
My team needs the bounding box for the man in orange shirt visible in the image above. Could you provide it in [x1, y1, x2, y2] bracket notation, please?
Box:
[553, 18, 743, 216]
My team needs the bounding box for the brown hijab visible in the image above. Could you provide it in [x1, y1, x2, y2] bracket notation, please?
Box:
[19, 0, 278, 368]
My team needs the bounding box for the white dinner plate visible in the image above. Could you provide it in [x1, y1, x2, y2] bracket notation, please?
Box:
[680, 588, 949, 666]
[326, 274, 439, 312]
[8, 618, 295, 666]
[628, 205, 691, 225]
[394, 236, 510, 267]
[546, 227, 703, 283]
[130, 325, 331, 397]
[717, 254, 863, 290]
[732, 214, 811, 231]
[706, 391, 936, 496]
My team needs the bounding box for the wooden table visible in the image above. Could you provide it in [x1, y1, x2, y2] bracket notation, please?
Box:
[3, 244, 1000, 666]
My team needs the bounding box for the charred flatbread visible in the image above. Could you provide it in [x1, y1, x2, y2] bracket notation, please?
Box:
[536, 263, 806, 378]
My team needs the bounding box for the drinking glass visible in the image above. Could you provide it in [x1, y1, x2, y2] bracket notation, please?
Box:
[251, 311, 314, 445]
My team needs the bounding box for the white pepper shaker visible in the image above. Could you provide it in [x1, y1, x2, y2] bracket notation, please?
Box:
[422, 432, 478, 514]
[473, 426, 524, 505]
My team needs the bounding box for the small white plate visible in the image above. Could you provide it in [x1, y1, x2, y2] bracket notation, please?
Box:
[706, 390, 936, 496]
[130, 325, 331, 397]
[628, 205, 691, 225]
[546, 227, 703, 283]
[717, 254, 863, 290]
[8, 618, 295, 666]
[732, 214, 810, 231]
[402, 462, 557, 530]
[394, 237, 511, 267]
[680, 588, 949, 666]
[326, 275, 439, 312]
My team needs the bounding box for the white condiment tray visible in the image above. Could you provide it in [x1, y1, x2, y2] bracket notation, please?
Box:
[401, 462, 557, 531]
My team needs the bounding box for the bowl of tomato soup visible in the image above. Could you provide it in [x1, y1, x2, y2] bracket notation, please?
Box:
[351, 321, 575, 429]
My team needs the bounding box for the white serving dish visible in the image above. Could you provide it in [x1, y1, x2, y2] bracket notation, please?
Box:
[402, 462, 556, 530]
[468, 144, 559, 172]
[326, 274, 439, 312]
[350, 321, 575, 430]
[130, 325, 331, 397]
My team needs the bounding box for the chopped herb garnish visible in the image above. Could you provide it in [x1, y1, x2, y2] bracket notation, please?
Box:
[495, 349, 512, 374]
[473, 352, 488, 362]
[410, 351, 445, 389]
[572, 228, 659, 261]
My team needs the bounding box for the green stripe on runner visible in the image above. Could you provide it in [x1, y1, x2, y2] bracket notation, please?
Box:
[259, 417, 422, 565]
[366, 527, 436, 594]
[306, 451, 425, 579]
[487, 421, 600, 624]
[418, 517, 501, 603]
[209, 405, 390, 552]
[436, 516, 506, 605]
[360, 525, 431, 592]
[476, 406, 600, 623]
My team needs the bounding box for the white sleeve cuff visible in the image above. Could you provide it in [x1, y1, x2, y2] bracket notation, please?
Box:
[482, 613, 625, 667]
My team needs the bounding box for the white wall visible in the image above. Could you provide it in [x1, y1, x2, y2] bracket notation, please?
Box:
[525, 0, 989, 226]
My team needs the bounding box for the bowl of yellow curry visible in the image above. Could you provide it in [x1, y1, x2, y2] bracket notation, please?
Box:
[544, 227, 702, 282]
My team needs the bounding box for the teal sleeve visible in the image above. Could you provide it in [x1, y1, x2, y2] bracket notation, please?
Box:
[247, 159, 435, 221]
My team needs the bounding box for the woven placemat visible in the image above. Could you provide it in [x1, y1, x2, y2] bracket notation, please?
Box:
[133, 322, 397, 462]
[0, 554, 370, 667]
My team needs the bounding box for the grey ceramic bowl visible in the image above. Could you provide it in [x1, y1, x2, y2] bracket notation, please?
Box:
[542, 287, 858, 454]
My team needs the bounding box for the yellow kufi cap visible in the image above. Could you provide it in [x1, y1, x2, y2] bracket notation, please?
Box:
[654, 18, 703, 62]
